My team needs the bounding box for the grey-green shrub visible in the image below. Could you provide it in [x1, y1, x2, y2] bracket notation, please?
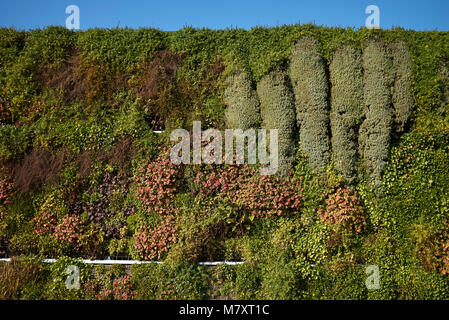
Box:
[438, 62, 449, 110]
[224, 69, 261, 130]
[391, 41, 414, 132]
[257, 70, 296, 176]
[359, 40, 394, 187]
[329, 45, 364, 185]
[289, 37, 330, 171]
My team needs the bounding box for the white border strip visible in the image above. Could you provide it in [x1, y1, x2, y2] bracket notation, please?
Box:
[0, 258, 244, 266]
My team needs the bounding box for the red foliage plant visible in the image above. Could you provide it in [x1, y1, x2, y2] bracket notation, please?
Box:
[31, 209, 58, 236]
[133, 214, 178, 261]
[97, 275, 137, 300]
[234, 174, 304, 218]
[0, 168, 13, 206]
[53, 215, 82, 244]
[135, 147, 184, 215]
[32, 208, 84, 252]
[194, 164, 304, 218]
[318, 187, 367, 234]
[193, 164, 255, 197]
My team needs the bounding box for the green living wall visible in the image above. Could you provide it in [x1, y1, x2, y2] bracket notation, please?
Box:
[1, 24, 449, 299]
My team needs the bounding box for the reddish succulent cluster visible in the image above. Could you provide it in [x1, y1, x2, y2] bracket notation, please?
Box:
[133, 214, 178, 260]
[234, 174, 304, 218]
[318, 187, 367, 234]
[136, 148, 184, 215]
[97, 275, 137, 300]
[194, 165, 304, 218]
[0, 169, 13, 207]
[53, 215, 82, 244]
[31, 209, 58, 236]
[193, 164, 255, 197]
[32, 202, 83, 248]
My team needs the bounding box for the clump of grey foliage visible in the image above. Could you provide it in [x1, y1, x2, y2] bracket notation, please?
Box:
[438, 62, 449, 112]
[289, 36, 330, 172]
[390, 41, 414, 132]
[359, 40, 394, 187]
[224, 69, 261, 130]
[329, 45, 364, 185]
[257, 70, 296, 176]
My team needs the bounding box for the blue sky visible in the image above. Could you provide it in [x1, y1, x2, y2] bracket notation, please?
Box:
[1, 0, 449, 31]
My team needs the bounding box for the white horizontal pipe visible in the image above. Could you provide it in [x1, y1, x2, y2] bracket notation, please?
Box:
[199, 261, 244, 266]
[0, 258, 244, 266]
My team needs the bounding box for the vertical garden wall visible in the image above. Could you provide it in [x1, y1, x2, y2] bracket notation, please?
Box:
[0, 25, 449, 300]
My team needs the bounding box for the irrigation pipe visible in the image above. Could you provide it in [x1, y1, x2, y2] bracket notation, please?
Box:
[0, 258, 244, 266]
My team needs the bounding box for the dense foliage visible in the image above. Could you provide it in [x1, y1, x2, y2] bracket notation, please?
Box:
[329, 45, 364, 185]
[289, 36, 330, 172]
[1, 24, 449, 299]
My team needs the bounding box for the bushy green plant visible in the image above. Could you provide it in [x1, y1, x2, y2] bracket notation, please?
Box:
[0, 124, 30, 162]
[289, 36, 330, 171]
[359, 40, 394, 187]
[131, 262, 209, 300]
[46, 256, 90, 300]
[165, 200, 222, 263]
[391, 41, 414, 132]
[0, 28, 25, 69]
[76, 28, 166, 71]
[257, 70, 296, 176]
[234, 263, 261, 299]
[23, 26, 75, 65]
[382, 132, 449, 228]
[307, 259, 367, 300]
[439, 63, 449, 110]
[224, 69, 261, 129]
[329, 45, 364, 185]
[210, 264, 237, 299]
